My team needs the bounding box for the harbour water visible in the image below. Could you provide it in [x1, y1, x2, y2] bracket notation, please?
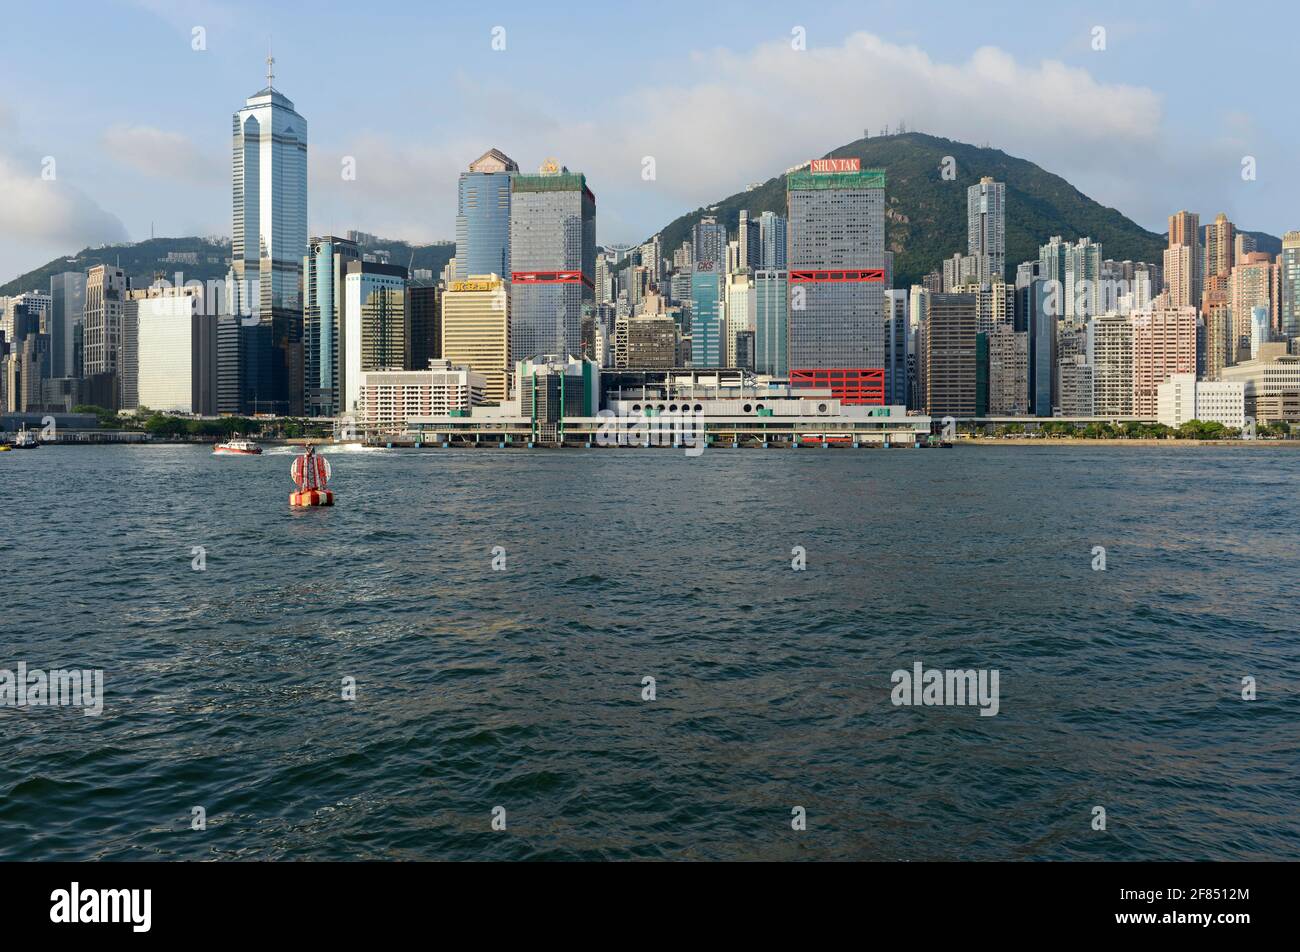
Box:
[1, 444, 1297, 860]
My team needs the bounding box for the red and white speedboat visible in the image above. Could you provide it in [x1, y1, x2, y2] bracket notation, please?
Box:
[213, 438, 263, 456]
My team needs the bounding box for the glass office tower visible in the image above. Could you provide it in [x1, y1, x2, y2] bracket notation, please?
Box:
[753, 269, 788, 376]
[303, 235, 360, 416]
[342, 261, 409, 415]
[231, 66, 308, 415]
[690, 265, 724, 367]
[455, 149, 518, 283]
[508, 162, 596, 363]
[786, 165, 886, 380]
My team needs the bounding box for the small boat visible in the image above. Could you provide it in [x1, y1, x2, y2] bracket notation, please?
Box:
[12, 426, 40, 449]
[0, 443, 11, 452]
[213, 438, 262, 456]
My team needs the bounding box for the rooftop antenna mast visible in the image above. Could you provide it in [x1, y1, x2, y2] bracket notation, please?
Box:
[266, 40, 275, 90]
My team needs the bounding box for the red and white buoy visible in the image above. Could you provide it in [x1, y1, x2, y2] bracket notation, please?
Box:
[290, 444, 334, 507]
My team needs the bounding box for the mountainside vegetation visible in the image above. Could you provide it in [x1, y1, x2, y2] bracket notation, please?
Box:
[653, 132, 1196, 288]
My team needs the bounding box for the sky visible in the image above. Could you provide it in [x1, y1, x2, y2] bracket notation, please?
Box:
[1, 0, 1296, 284]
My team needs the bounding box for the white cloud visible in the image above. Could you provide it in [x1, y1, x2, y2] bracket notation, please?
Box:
[586, 33, 1165, 228]
[0, 96, 129, 281]
[309, 135, 477, 246]
[101, 124, 223, 186]
[309, 32, 1170, 248]
[0, 153, 127, 252]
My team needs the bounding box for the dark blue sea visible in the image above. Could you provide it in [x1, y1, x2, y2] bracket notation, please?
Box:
[1, 444, 1297, 860]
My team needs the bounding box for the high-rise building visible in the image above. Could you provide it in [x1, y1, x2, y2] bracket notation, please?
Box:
[735, 210, 761, 272]
[967, 177, 1006, 284]
[753, 270, 788, 378]
[1101, 259, 1157, 314]
[1020, 280, 1056, 417]
[640, 236, 664, 287]
[1039, 236, 1102, 327]
[1132, 306, 1198, 417]
[1058, 355, 1095, 416]
[1234, 232, 1257, 266]
[595, 252, 614, 304]
[455, 148, 517, 283]
[1279, 231, 1300, 341]
[231, 60, 308, 415]
[786, 161, 886, 396]
[128, 286, 217, 414]
[1087, 312, 1135, 416]
[48, 272, 86, 381]
[671, 240, 693, 272]
[953, 281, 1014, 336]
[1204, 213, 1236, 286]
[692, 216, 726, 269]
[1, 302, 49, 413]
[921, 292, 978, 417]
[690, 265, 723, 366]
[943, 253, 979, 292]
[669, 270, 693, 311]
[625, 315, 677, 368]
[342, 261, 408, 415]
[1201, 292, 1233, 380]
[1230, 252, 1276, 363]
[624, 264, 647, 312]
[757, 212, 787, 270]
[441, 274, 510, 403]
[724, 270, 754, 367]
[1165, 210, 1202, 308]
[1163, 243, 1196, 310]
[987, 323, 1029, 415]
[409, 284, 441, 372]
[82, 265, 128, 408]
[885, 289, 910, 406]
[303, 235, 360, 416]
[508, 160, 596, 363]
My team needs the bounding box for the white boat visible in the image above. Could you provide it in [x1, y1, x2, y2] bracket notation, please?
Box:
[213, 438, 262, 456]
[12, 426, 40, 449]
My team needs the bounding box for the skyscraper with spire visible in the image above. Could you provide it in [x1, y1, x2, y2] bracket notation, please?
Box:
[230, 54, 308, 414]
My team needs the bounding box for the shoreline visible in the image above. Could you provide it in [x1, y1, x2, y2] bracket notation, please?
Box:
[959, 437, 1300, 447]
[13, 436, 1300, 450]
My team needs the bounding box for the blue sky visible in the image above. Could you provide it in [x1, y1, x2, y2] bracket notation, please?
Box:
[1, 0, 1296, 282]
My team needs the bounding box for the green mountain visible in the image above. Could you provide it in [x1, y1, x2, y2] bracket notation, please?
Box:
[0, 235, 455, 297]
[1, 237, 231, 297]
[651, 132, 1173, 289]
[4, 133, 1283, 297]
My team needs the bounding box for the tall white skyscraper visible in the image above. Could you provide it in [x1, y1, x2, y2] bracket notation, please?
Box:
[967, 177, 1006, 284]
[231, 56, 308, 414]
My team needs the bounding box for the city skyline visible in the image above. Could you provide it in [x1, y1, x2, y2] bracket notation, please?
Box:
[2, 0, 1299, 282]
